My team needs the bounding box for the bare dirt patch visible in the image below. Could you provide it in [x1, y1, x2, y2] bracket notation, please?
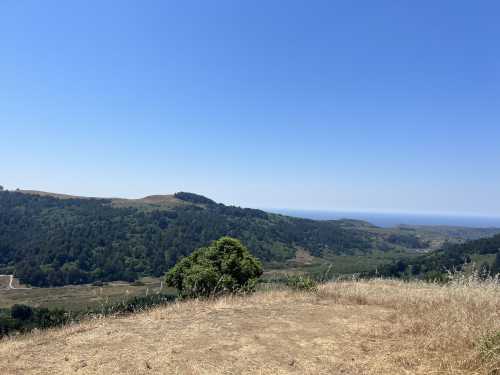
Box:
[288, 248, 315, 266]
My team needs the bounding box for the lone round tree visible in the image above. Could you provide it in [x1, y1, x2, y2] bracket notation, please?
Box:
[165, 237, 263, 298]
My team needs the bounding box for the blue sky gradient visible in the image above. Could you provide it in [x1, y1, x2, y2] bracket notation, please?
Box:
[1, 1, 499, 215]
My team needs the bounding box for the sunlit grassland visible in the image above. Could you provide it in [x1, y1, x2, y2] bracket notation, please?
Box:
[0, 277, 175, 311]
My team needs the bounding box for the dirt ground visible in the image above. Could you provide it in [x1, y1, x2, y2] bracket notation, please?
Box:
[0, 280, 498, 374]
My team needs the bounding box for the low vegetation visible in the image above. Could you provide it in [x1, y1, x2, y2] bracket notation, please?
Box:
[284, 274, 318, 291]
[0, 305, 69, 336]
[0, 293, 176, 338]
[0, 276, 498, 374]
[373, 234, 500, 280]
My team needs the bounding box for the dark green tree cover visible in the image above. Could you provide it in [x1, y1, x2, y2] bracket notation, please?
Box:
[165, 237, 263, 298]
[372, 234, 500, 279]
[174, 192, 216, 205]
[386, 233, 428, 249]
[492, 252, 500, 275]
[11, 304, 34, 320]
[0, 191, 390, 287]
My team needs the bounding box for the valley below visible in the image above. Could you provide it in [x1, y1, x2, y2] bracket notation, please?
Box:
[0, 277, 173, 311]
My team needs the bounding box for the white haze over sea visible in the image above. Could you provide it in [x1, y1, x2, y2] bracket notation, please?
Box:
[268, 209, 500, 228]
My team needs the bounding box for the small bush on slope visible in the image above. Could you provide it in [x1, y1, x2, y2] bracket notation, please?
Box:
[11, 304, 33, 321]
[165, 237, 263, 298]
[285, 275, 318, 291]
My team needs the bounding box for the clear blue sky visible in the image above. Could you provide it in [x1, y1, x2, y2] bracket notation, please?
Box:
[1, 1, 499, 216]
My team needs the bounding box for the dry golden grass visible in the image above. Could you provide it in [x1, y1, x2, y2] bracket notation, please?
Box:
[0, 277, 499, 374]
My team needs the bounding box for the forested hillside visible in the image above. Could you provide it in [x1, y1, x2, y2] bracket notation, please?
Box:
[375, 233, 500, 279]
[0, 190, 412, 287]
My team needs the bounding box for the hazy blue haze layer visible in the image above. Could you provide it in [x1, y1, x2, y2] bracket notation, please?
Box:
[269, 209, 500, 228]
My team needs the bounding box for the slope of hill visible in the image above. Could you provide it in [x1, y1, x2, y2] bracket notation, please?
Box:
[19, 189, 188, 209]
[375, 233, 500, 279]
[0, 279, 498, 374]
[2, 189, 498, 287]
[0, 190, 417, 287]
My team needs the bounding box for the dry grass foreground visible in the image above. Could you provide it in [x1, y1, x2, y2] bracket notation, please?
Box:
[1, 278, 499, 375]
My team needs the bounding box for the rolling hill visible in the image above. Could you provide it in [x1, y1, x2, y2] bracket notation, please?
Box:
[0, 189, 429, 287]
[1, 189, 498, 287]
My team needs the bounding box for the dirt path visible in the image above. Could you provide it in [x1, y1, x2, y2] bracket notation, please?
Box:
[0, 286, 452, 375]
[0, 275, 29, 290]
[0, 275, 13, 289]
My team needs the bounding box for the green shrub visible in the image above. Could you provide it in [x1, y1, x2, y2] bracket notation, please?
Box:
[285, 275, 318, 291]
[34, 308, 70, 329]
[423, 270, 448, 283]
[165, 237, 263, 298]
[0, 317, 18, 337]
[11, 304, 33, 321]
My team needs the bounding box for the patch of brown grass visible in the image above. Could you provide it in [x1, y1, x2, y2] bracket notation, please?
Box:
[0, 278, 499, 374]
[317, 276, 500, 374]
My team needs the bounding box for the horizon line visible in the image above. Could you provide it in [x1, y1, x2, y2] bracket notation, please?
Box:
[4, 186, 500, 219]
[263, 207, 500, 219]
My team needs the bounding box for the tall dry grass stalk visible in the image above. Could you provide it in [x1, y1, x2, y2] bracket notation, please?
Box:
[318, 274, 500, 374]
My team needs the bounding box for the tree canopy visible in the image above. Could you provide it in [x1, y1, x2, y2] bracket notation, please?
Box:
[165, 237, 263, 298]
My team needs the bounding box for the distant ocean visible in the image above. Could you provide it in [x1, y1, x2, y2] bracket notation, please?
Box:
[268, 209, 500, 228]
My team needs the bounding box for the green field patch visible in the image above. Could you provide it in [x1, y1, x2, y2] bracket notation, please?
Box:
[0, 277, 175, 311]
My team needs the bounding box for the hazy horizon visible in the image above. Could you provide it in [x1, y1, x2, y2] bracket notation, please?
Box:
[2, 1, 499, 216]
[3, 185, 500, 225]
[267, 208, 500, 228]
